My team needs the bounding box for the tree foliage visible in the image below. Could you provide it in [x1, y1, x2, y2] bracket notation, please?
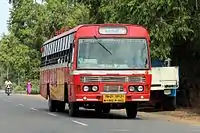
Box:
[1, 0, 90, 84]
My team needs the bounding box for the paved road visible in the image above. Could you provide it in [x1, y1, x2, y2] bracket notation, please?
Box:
[0, 92, 199, 133]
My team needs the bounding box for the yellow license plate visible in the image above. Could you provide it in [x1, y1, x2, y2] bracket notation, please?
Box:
[103, 94, 125, 103]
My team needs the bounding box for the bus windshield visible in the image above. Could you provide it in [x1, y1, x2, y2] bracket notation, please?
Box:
[77, 38, 149, 70]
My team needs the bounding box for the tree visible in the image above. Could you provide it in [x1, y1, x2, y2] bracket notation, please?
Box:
[0, 33, 40, 82]
[98, 0, 194, 59]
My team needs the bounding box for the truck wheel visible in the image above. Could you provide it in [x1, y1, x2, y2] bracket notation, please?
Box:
[126, 102, 138, 119]
[163, 96, 176, 111]
[48, 99, 57, 112]
[69, 102, 79, 117]
[154, 102, 162, 111]
[57, 101, 66, 112]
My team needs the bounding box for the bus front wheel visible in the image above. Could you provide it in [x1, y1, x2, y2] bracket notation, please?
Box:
[102, 104, 111, 113]
[126, 102, 138, 119]
[69, 102, 79, 117]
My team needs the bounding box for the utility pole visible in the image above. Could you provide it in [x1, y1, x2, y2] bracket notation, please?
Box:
[6, 62, 9, 79]
[17, 72, 20, 85]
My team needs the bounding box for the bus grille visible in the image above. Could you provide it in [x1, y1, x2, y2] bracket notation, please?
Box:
[104, 85, 124, 92]
[80, 76, 145, 83]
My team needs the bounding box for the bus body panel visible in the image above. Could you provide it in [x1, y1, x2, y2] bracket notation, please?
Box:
[40, 70, 49, 99]
[75, 25, 150, 39]
[49, 67, 65, 101]
[43, 24, 150, 46]
[67, 70, 151, 103]
[40, 71, 47, 99]
[40, 66, 67, 101]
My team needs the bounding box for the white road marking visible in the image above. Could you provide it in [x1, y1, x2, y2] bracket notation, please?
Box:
[71, 120, 88, 126]
[192, 130, 200, 132]
[190, 126, 200, 132]
[47, 113, 57, 117]
[111, 129, 129, 132]
[4, 99, 11, 102]
[16, 104, 24, 107]
[30, 108, 38, 111]
[191, 126, 200, 128]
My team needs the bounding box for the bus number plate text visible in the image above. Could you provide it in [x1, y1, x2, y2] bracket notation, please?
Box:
[103, 94, 125, 103]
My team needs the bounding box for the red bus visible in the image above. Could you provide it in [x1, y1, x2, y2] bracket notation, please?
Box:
[40, 24, 152, 118]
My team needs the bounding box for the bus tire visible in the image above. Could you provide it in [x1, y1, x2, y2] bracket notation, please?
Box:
[95, 103, 103, 115]
[163, 96, 176, 111]
[95, 106, 102, 114]
[57, 101, 66, 112]
[102, 105, 111, 113]
[126, 102, 138, 119]
[48, 98, 57, 112]
[69, 102, 79, 117]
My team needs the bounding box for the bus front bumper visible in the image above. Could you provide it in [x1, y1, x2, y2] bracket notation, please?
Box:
[75, 93, 150, 102]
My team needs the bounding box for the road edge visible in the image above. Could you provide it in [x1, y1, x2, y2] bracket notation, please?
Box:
[14, 94, 44, 99]
[139, 112, 200, 125]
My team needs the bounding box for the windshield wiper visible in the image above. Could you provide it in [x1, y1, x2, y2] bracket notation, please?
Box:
[93, 36, 112, 55]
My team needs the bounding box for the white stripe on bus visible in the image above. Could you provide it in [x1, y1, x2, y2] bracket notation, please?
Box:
[76, 99, 99, 101]
[131, 99, 149, 101]
[40, 64, 152, 75]
[72, 70, 147, 75]
[40, 63, 68, 71]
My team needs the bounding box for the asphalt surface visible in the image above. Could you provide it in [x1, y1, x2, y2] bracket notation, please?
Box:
[0, 92, 199, 133]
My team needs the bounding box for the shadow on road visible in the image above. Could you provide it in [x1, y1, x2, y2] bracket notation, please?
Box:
[139, 108, 162, 113]
[62, 109, 142, 120]
[37, 108, 142, 120]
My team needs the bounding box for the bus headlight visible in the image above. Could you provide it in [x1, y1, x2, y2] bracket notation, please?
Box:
[129, 86, 135, 92]
[137, 86, 144, 92]
[83, 86, 90, 92]
[92, 86, 98, 92]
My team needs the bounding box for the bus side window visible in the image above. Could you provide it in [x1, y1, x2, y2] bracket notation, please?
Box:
[52, 53, 55, 65]
[41, 56, 45, 67]
[54, 53, 58, 64]
[61, 50, 65, 63]
[68, 43, 74, 64]
[50, 54, 53, 65]
[45, 56, 47, 66]
[68, 33, 74, 66]
[65, 49, 69, 63]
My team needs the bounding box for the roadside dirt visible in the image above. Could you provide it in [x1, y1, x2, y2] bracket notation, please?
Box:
[142, 108, 200, 125]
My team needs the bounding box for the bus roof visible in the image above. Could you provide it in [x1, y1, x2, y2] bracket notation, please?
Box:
[43, 24, 148, 46]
